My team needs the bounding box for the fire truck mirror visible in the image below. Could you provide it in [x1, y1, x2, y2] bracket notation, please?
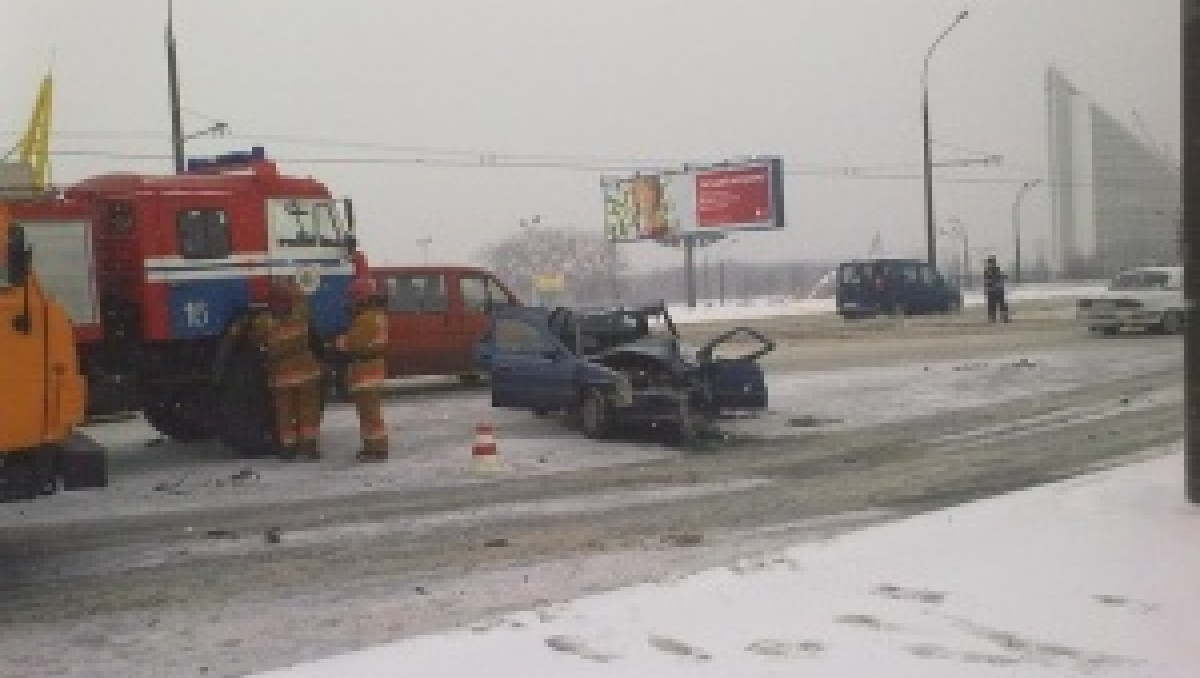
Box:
[7, 225, 30, 286]
[341, 198, 356, 234]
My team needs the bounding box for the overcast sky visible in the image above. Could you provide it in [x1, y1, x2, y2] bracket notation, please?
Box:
[2, 0, 1179, 272]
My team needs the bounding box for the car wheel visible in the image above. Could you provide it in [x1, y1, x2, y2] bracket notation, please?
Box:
[578, 389, 611, 439]
[1160, 311, 1184, 335]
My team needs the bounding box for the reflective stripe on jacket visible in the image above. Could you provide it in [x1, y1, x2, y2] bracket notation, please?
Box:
[263, 312, 321, 388]
[336, 306, 387, 392]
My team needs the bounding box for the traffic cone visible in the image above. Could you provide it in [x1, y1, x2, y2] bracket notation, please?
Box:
[469, 423, 501, 474]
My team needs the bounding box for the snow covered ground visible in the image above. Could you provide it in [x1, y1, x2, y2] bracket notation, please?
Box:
[667, 282, 1103, 323]
[257, 445, 1196, 678]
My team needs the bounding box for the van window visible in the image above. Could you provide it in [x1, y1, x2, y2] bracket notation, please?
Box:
[177, 209, 230, 259]
[493, 317, 551, 353]
[461, 274, 513, 313]
[383, 273, 448, 312]
[839, 264, 864, 285]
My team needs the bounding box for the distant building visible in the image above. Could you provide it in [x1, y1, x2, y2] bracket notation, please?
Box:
[1045, 67, 1179, 278]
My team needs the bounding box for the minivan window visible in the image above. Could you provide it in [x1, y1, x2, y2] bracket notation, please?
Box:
[461, 274, 513, 313]
[840, 264, 865, 285]
[383, 274, 448, 312]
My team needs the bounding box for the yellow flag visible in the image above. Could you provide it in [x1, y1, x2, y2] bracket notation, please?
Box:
[17, 73, 53, 190]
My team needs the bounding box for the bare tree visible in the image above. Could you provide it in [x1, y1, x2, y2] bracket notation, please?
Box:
[476, 225, 626, 304]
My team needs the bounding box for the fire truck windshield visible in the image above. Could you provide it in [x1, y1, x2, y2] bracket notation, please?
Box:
[267, 198, 347, 248]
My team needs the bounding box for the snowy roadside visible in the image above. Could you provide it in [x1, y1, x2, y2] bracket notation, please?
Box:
[667, 283, 1104, 324]
[255, 445, 1196, 678]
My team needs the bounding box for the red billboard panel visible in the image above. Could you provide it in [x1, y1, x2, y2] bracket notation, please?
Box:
[696, 165, 772, 228]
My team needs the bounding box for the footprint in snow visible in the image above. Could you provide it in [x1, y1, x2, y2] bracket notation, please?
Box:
[544, 635, 619, 662]
[746, 639, 824, 658]
[648, 635, 712, 660]
[872, 583, 947, 604]
[1092, 593, 1159, 613]
[834, 613, 895, 631]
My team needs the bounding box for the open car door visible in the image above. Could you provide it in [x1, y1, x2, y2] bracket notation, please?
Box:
[482, 307, 576, 409]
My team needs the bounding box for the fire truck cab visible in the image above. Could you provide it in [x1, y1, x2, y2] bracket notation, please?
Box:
[8, 147, 363, 455]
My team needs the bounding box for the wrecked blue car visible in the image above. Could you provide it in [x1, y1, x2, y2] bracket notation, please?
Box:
[474, 302, 773, 443]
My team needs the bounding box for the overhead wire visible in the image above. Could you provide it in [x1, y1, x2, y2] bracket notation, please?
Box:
[14, 128, 1174, 187]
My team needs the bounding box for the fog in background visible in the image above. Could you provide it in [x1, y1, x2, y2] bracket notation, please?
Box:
[1, 0, 1179, 272]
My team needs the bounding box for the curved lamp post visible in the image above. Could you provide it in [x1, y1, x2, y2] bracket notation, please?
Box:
[922, 9, 969, 271]
[1011, 179, 1042, 284]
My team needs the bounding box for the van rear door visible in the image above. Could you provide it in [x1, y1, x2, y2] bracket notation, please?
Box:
[836, 262, 878, 316]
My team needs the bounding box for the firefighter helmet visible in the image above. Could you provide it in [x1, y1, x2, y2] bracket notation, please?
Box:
[347, 277, 380, 304]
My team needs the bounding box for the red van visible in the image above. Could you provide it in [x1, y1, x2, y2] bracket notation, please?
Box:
[368, 266, 520, 379]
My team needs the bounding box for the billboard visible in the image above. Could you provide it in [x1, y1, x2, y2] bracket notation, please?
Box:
[602, 157, 785, 243]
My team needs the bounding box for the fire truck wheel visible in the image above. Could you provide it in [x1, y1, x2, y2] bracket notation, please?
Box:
[0, 450, 47, 501]
[143, 395, 213, 443]
[215, 347, 278, 458]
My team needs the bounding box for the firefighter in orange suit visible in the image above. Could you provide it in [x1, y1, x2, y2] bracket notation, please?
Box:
[334, 277, 390, 462]
[262, 279, 324, 460]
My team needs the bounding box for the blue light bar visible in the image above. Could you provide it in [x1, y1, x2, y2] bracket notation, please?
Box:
[186, 146, 267, 172]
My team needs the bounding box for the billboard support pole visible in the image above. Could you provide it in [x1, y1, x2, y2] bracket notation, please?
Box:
[683, 234, 697, 308]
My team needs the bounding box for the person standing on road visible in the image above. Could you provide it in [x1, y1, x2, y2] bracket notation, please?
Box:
[262, 278, 324, 460]
[983, 255, 1010, 323]
[334, 277, 390, 462]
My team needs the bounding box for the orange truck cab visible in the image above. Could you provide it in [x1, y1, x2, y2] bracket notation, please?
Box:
[368, 266, 520, 379]
[0, 203, 106, 500]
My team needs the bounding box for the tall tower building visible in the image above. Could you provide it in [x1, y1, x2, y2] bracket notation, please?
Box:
[1045, 67, 1179, 277]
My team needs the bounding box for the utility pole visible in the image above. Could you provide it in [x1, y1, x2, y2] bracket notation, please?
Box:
[166, 0, 185, 173]
[921, 10, 969, 272]
[1183, 0, 1199, 504]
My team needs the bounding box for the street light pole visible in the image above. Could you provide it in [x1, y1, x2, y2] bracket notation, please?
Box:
[1011, 179, 1042, 285]
[922, 9, 969, 272]
[416, 237, 432, 265]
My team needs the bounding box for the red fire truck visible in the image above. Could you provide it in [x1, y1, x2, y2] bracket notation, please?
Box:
[6, 147, 366, 455]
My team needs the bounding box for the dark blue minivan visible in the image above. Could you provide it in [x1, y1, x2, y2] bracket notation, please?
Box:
[835, 258, 962, 319]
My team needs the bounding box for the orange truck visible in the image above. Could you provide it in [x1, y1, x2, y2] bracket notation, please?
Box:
[0, 202, 106, 500]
